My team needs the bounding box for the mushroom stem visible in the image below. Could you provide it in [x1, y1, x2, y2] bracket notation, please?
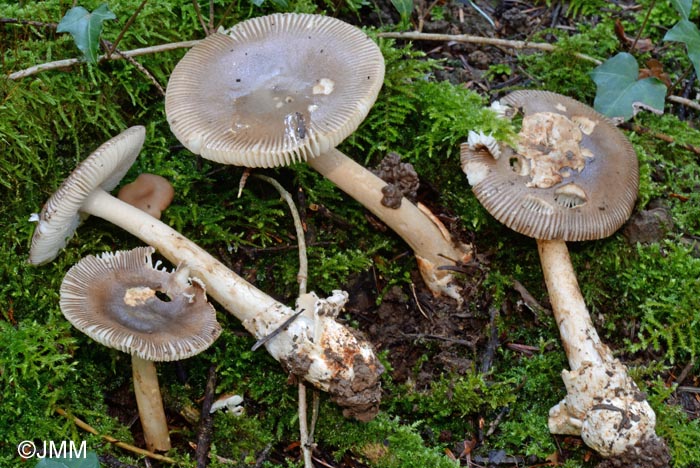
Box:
[537, 239, 664, 458]
[308, 148, 471, 302]
[79, 188, 382, 420]
[537, 239, 604, 369]
[131, 355, 171, 452]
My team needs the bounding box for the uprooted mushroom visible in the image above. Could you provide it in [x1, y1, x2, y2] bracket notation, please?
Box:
[460, 90, 669, 462]
[60, 246, 221, 452]
[29, 126, 382, 421]
[164, 12, 471, 303]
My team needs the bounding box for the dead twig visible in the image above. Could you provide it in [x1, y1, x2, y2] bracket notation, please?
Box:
[0, 17, 57, 28]
[110, 45, 166, 96]
[8, 40, 201, 80]
[401, 332, 477, 349]
[253, 174, 315, 468]
[55, 407, 177, 464]
[410, 282, 431, 321]
[107, 0, 149, 58]
[195, 365, 217, 468]
[378, 31, 700, 114]
[512, 279, 548, 322]
[98, 454, 139, 468]
[619, 122, 700, 155]
[377, 31, 602, 64]
[480, 306, 499, 374]
[192, 0, 210, 36]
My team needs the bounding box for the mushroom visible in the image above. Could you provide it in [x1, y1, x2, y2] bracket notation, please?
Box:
[164, 12, 471, 302]
[117, 173, 175, 219]
[60, 246, 221, 452]
[460, 90, 668, 460]
[28, 126, 382, 421]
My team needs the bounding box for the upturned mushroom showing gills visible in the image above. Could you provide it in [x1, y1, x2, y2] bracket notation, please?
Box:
[164, 12, 470, 303]
[28, 126, 383, 421]
[60, 246, 221, 452]
[460, 91, 668, 461]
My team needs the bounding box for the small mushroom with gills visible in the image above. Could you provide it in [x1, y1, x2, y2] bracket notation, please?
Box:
[59, 246, 221, 452]
[164, 12, 471, 303]
[460, 90, 669, 462]
[117, 173, 175, 219]
[28, 126, 383, 421]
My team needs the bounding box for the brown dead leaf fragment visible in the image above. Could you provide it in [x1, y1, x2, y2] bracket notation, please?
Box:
[638, 58, 672, 87]
[614, 19, 654, 52]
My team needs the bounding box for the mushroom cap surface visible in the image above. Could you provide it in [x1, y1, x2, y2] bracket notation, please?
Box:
[60, 247, 222, 362]
[29, 126, 146, 265]
[165, 13, 385, 168]
[117, 173, 175, 219]
[461, 90, 638, 241]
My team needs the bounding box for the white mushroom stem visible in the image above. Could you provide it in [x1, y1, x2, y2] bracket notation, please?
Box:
[537, 239, 659, 457]
[79, 188, 382, 420]
[308, 148, 471, 303]
[131, 355, 171, 452]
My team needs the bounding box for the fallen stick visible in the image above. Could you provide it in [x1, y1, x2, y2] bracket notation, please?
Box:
[55, 407, 177, 464]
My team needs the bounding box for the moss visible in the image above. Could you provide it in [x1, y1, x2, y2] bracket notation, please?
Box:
[2, 0, 700, 467]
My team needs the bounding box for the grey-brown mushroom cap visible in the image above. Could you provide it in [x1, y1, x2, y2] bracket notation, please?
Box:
[59, 247, 222, 362]
[28, 126, 146, 265]
[461, 90, 639, 241]
[165, 13, 385, 168]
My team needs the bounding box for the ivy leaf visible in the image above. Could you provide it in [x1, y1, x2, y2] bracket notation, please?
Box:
[34, 451, 100, 468]
[56, 4, 116, 63]
[589, 52, 666, 120]
[670, 0, 692, 20]
[664, 19, 700, 79]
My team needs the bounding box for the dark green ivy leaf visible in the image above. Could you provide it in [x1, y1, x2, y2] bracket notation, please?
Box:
[589, 52, 666, 121]
[56, 4, 116, 64]
[670, 0, 692, 20]
[664, 19, 700, 79]
[34, 451, 100, 468]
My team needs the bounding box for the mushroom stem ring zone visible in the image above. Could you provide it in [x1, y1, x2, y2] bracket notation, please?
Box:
[461, 91, 668, 461]
[164, 13, 471, 304]
[30, 127, 382, 421]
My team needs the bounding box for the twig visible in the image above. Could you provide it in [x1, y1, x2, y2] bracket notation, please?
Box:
[192, 0, 210, 36]
[668, 94, 700, 113]
[485, 406, 509, 437]
[55, 407, 177, 464]
[112, 47, 166, 96]
[378, 30, 700, 115]
[8, 40, 201, 80]
[401, 332, 477, 348]
[214, 1, 237, 32]
[512, 279, 548, 321]
[377, 31, 602, 64]
[209, 0, 214, 33]
[0, 17, 57, 28]
[480, 306, 499, 374]
[253, 443, 273, 468]
[107, 0, 149, 58]
[674, 360, 696, 386]
[631, 0, 655, 52]
[619, 122, 700, 155]
[253, 174, 314, 468]
[195, 365, 217, 468]
[250, 309, 305, 351]
[98, 453, 139, 468]
[409, 282, 431, 321]
[254, 175, 308, 293]
[677, 386, 700, 394]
